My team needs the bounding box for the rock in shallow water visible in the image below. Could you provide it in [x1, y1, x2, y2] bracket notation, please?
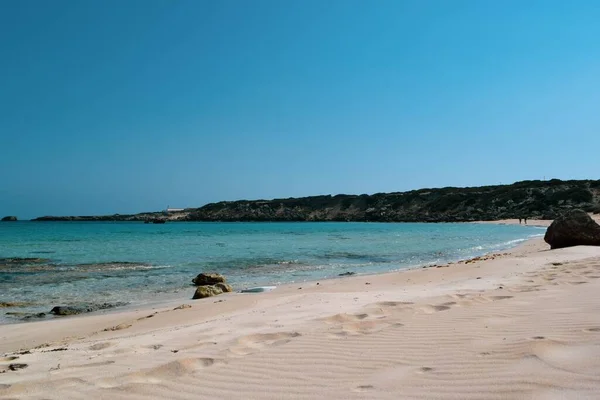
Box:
[49, 302, 129, 316]
[214, 282, 233, 293]
[0, 257, 50, 266]
[5, 312, 46, 320]
[544, 209, 600, 249]
[0, 302, 35, 308]
[192, 285, 223, 299]
[192, 272, 226, 286]
[50, 307, 81, 316]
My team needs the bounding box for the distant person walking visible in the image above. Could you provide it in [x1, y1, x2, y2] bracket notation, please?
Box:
[524, 217, 528, 224]
[518, 218, 522, 224]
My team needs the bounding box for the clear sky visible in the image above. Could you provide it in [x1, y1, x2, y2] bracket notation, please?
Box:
[1, 0, 600, 219]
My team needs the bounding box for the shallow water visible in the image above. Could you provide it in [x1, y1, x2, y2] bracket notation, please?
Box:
[0, 221, 543, 323]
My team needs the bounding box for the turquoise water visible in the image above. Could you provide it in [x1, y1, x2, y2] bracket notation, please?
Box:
[0, 221, 544, 323]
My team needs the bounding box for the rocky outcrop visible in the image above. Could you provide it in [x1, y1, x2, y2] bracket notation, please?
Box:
[1, 216, 17, 221]
[192, 285, 224, 299]
[31, 179, 600, 223]
[192, 273, 226, 286]
[544, 209, 600, 249]
[215, 282, 233, 293]
[191, 273, 232, 299]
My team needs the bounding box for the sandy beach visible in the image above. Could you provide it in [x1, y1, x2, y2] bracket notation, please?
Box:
[2, 220, 600, 399]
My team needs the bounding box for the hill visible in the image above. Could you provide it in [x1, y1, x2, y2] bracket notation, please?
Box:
[33, 179, 600, 222]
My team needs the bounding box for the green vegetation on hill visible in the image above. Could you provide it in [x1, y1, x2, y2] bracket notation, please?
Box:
[184, 179, 600, 222]
[33, 179, 600, 222]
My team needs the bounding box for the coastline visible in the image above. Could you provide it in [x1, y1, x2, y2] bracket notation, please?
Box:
[0, 233, 545, 351]
[0, 228, 545, 341]
[3, 223, 600, 398]
[1, 236, 547, 352]
[0, 222, 542, 326]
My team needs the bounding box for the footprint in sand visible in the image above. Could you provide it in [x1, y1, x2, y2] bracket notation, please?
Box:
[0, 356, 19, 362]
[120, 357, 221, 385]
[509, 285, 543, 293]
[449, 294, 469, 299]
[417, 366, 434, 373]
[322, 313, 369, 325]
[488, 295, 514, 301]
[323, 312, 403, 338]
[103, 323, 132, 332]
[419, 304, 453, 314]
[376, 301, 414, 307]
[89, 342, 113, 351]
[353, 385, 375, 392]
[583, 327, 600, 333]
[65, 360, 116, 370]
[527, 341, 600, 374]
[328, 320, 402, 338]
[228, 332, 301, 356]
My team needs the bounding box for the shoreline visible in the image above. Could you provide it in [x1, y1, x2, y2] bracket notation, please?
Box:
[0, 232, 546, 353]
[0, 224, 544, 327]
[3, 221, 600, 398]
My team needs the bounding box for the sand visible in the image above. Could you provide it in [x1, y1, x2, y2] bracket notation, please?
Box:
[2, 224, 600, 398]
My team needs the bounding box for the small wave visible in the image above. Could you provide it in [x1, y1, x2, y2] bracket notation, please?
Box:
[502, 238, 528, 246]
[528, 233, 545, 238]
[277, 260, 301, 265]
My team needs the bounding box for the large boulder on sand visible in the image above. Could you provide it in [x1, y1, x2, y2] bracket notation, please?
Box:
[192, 272, 226, 286]
[544, 209, 600, 249]
[192, 285, 223, 299]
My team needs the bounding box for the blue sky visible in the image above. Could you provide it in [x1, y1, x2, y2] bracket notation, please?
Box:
[1, 0, 600, 219]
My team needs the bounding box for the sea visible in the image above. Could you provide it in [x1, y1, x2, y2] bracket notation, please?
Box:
[0, 221, 544, 323]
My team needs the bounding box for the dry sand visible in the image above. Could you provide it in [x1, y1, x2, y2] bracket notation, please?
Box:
[475, 214, 600, 228]
[2, 225, 600, 398]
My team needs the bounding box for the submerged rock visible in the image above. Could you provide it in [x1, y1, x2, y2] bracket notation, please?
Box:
[49, 302, 128, 316]
[76, 261, 152, 271]
[0, 302, 35, 308]
[0, 257, 50, 266]
[1, 216, 17, 221]
[338, 271, 356, 277]
[5, 312, 46, 320]
[50, 306, 81, 316]
[544, 209, 600, 249]
[192, 285, 223, 299]
[192, 272, 226, 286]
